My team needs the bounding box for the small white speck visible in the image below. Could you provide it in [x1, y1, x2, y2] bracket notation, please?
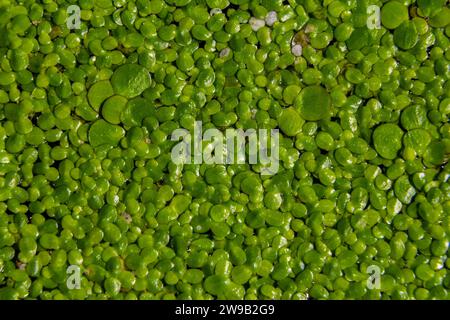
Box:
[17, 262, 26, 270]
[304, 24, 316, 34]
[265, 11, 278, 26]
[291, 44, 303, 57]
[122, 212, 132, 223]
[280, 14, 291, 23]
[210, 8, 222, 16]
[219, 47, 230, 58]
[249, 17, 265, 31]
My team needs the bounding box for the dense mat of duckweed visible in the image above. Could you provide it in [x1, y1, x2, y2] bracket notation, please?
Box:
[0, 0, 449, 300]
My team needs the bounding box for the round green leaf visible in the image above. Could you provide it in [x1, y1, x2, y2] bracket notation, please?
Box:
[279, 107, 304, 136]
[400, 105, 427, 130]
[111, 64, 151, 98]
[429, 7, 450, 28]
[394, 176, 416, 204]
[381, 1, 409, 29]
[296, 85, 331, 121]
[89, 120, 125, 147]
[394, 21, 418, 50]
[403, 129, 431, 156]
[102, 95, 128, 124]
[373, 123, 404, 159]
[87, 80, 114, 111]
[424, 140, 449, 166]
[417, 0, 446, 17]
[121, 97, 156, 127]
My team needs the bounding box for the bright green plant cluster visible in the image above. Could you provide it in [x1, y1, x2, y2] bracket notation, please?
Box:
[0, 0, 449, 300]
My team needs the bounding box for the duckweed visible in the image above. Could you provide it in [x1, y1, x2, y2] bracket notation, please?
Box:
[0, 0, 449, 302]
[279, 108, 304, 137]
[373, 124, 405, 160]
[88, 81, 114, 112]
[111, 64, 152, 99]
[88, 120, 125, 147]
[296, 86, 332, 121]
[381, 1, 409, 29]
